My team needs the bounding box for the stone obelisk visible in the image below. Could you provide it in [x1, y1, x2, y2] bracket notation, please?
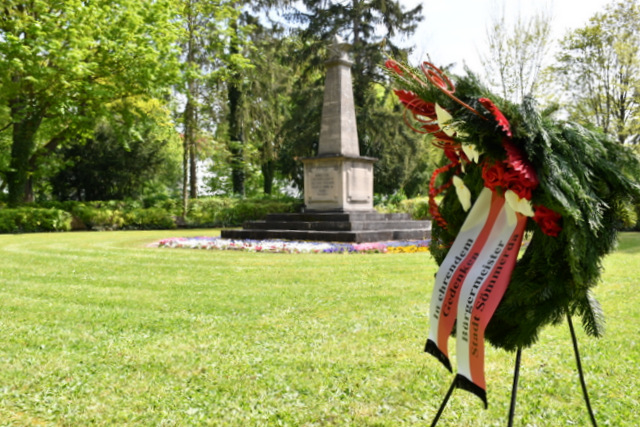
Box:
[301, 36, 377, 212]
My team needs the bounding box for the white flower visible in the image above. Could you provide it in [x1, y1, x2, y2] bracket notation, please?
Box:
[505, 189, 534, 217]
[453, 175, 472, 212]
[462, 143, 481, 163]
[435, 103, 459, 138]
[435, 103, 457, 138]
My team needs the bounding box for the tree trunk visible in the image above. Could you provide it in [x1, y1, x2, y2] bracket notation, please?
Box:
[182, 4, 197, 217]
[182, 96, 194, 218]
[262, 160, 274, 195]
[7, 100, 43, 205]
[181, 132, 189, 218]
[189, 129, 197, 199]
[188, 97, 198, 199]
[228, 85, 245, 196]
[227, 19, 245, 196]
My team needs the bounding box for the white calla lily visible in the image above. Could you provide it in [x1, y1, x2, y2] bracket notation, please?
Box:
[435, 103, 456, 137]
[505, 189, 535, 217]
[453, 176, 472, 212]
[462, 143, 482, 163]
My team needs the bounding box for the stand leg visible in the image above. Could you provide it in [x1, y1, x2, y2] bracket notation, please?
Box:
[567, 313, 598, 427]
[507, 348, 522, 427]
[430, 377, 457, 427]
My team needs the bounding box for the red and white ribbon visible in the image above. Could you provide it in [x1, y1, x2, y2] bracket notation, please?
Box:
[454, 201, 526, 406]
[426, 188, 527, 406]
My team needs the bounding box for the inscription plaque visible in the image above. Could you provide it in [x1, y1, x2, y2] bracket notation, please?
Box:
[347, 166, 372, 203]
[308, 166, 340, 202]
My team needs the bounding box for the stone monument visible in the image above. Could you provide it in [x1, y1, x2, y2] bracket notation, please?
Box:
[221, 37, 430, 242]
[301, 36, 377, 212]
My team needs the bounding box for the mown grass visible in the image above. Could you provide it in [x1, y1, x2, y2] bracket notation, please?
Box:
[0, 230, 638, 426]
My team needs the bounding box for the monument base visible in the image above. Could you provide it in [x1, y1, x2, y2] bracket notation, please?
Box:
[220, 211, 431, 243]
[301, 155, 376, 212]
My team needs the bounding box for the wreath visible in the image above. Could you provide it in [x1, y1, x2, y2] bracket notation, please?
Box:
[385, 59, 640, 352]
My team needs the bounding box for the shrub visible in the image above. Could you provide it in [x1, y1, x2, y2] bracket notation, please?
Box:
[0, 196, 304, 233]
[124, 208, 176, 230]
[399, 197, 431, 220]
[0, 208, 72, 233]
[71, 204, 125, 231]
[143, 195, 179, 212]
[375, 195, 432, 220]
[220, 199, 301, 226]
[186, 197, 234, 227]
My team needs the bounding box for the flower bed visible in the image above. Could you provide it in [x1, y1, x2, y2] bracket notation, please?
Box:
[155, 237, 430, 254]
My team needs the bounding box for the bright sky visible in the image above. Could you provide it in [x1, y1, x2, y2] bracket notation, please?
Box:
[398, 0, 614, 74]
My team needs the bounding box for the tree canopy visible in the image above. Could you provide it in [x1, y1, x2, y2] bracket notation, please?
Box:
[555, 0, 640, 145]
[0, 0, 180, 204]
[50, 99, 181, 201]
[481, 6, 553, 104]
[0, 0, 637, 206]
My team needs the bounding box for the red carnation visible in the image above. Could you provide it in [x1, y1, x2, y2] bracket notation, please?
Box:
[478, 97, 512, 137]
[482, 161, 507, 191]
[504, 169, 533, 200]
[503, 140, 538, 187]
[533, 206, 563, 237]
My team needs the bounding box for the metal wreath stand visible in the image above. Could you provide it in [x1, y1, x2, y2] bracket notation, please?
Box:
[429, 312, 598, 427]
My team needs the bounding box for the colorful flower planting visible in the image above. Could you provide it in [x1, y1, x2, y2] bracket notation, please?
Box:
[155, 237, 430, 254]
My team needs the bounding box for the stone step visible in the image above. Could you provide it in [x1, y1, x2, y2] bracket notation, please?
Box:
[243, 219, 431, 232]
[264, 212, 414, 222]
[220, 228, 431, 243]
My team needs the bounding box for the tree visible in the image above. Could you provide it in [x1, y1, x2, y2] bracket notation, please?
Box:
[480, 5, 553, 104]
[277, 39, 324, 191]
[555, 0, 640, 144]
[50, 99, 182, 201]
[0, 104, 10, 194]
[290, 0, 422, 105]
[0, 0, 180, 205]
[211, 0, 297, 197]
[227, 17, 247, 196]
[363, 83, 440, 197]
[242, 21, 299, 195]
[176, 0, 246, 212]
[174, 1, 254, 201]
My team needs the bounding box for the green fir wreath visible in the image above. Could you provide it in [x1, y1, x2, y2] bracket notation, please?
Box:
[385, 59, 640, 351]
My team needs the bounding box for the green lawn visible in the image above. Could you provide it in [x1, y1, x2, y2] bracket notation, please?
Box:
[0, 230, 638, 426]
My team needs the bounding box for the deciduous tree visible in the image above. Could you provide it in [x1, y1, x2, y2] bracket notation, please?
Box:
[176, 0, 248, 211]
[481, 5, 553, 104]
[0, 0, 180, 205]
[555, 0, 640, 144]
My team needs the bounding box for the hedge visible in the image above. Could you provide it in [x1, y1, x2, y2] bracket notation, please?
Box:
[0, 197, 304, 234]
[0, 208, 72, 233]
[375, 196, 431, 220]
[1, 195, 638, 234]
